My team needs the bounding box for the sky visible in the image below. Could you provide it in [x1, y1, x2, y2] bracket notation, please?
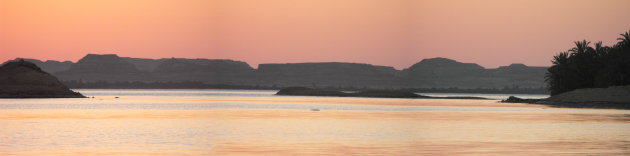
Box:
[1, 0, 629, 69]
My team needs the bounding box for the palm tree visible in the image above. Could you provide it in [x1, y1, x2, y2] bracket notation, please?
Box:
[546, 52, 571, 95]
[594, 42, 609, 56]
[616, 30, 630, 47]
[614, 30, 630, 85]
[546, 30, 630, 95]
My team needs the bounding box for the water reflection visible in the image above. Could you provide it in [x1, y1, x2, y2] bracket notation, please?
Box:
[0, 89, 628, 155]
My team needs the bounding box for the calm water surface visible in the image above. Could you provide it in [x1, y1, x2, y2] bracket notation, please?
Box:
[0, 89, 628, 155]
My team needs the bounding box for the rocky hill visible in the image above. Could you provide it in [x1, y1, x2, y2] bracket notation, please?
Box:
[0, 60, 84, 98]
[403, 58, 546, 88]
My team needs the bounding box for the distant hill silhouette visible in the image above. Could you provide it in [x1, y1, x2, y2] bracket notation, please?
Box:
[403, 57, 546, 88]
[254, 62, 404, 88]
[151, 58, 253, 83]
[3, 58, 72, 73]
[54, 54, 149, 81]
[122, 57, 253, 73]
[0, 60, 84, 98]
[66, 54, 140, 74]
[4, 54, 548, 90]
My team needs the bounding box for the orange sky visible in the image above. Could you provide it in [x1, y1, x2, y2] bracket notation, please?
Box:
[1, 0, 629, 69]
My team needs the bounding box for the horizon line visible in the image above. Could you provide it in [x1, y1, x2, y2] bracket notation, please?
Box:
[5, 53, 549, 70]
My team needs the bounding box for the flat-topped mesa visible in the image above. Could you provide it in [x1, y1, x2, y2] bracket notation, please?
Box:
[404, 57, 486, 78]
[66, 54, 140, 74]
[120, 57, 254, 72]
[406, 57, 484, 71]
[153, 58, 254, 73]
[257, 62, 398, 74]
[0, 60, 84, 98]
[255, 62, 404, 88]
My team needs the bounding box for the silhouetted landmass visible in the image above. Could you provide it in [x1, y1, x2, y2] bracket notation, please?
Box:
[55, 54, 150, 82]
[276, 87, 488, 99]
[502, 85, 630, 109]
[276, 87, 349, 97]
[4, 54, 548, 91]
[501, 96, 542, 103]
[151, 58, 253, 84]
[404, 58, 547, 89]
[401, 86, 548, 94]
[0, 60, 84, 98]
[62, 80, 278, 90]
[254, 62, 404, 88]
[545, 85, 630, 104]
[61, 80, 547, 94]
[3, 58, 72, 73]
[546, 30, 630, 95]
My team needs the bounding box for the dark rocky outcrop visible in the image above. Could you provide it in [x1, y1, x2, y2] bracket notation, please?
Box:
[276, 87, 487, 99]
[0, 60, 84, 98]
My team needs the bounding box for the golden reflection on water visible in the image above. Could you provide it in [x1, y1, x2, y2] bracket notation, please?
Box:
[0, 95, 629, 155]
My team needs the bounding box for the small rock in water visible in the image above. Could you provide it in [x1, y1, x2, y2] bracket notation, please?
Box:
[115, 97, 119, 98]
[310, 109, 320, 111]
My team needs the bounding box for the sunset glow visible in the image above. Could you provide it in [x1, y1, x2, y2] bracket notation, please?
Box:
[1, 0, 629, 69]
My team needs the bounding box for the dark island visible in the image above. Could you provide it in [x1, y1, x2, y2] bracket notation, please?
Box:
[0, 60, 85, 98]
[276, 87, 487, 99]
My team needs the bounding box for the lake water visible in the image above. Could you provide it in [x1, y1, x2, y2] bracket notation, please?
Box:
[0, 89, 628, 155]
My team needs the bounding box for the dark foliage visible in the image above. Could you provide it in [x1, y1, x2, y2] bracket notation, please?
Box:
[546, 30, 630, 95]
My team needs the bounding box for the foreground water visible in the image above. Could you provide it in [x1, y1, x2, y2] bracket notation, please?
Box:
[0, 89, 628, 155]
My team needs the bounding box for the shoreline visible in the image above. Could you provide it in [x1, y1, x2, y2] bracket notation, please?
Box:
[276, 87, 490, 100]
[502, 96, 630, 110]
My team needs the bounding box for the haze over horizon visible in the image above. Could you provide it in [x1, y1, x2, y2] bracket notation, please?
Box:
[2, 0, 630, 69]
